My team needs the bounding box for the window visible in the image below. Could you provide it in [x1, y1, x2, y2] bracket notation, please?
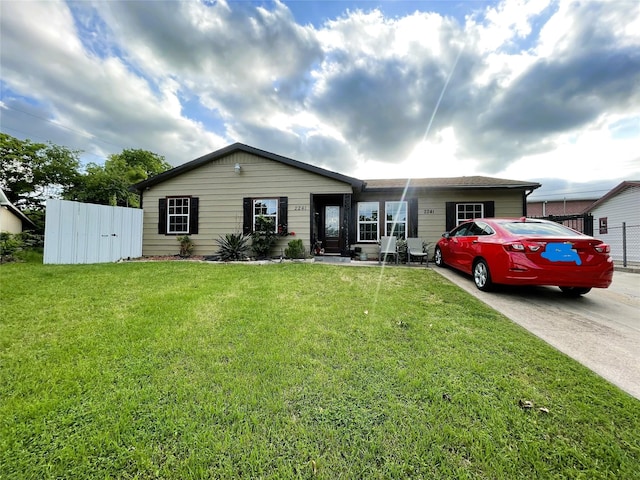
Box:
[243, 197, 288, 235]
[167, 197, 190, 233]
[599, 217, 608, 235]
[253, 199, 278, 232]
[385, 201, 407, 238]
[158, 197, 199, 235]
[358, 202, 379, 242]
[457, 203, 484, 225]
[445, 201, 494, 232]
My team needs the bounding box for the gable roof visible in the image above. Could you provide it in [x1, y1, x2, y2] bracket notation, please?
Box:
[130, 143, 541, 194]
[363, 176, 541, 191]
[131, 143, 365, 192]
[584, 180, 640, 212]
[0, 188, 36, 229]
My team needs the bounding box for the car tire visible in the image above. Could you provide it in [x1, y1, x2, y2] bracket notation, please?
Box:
[473, 259, 493, 291]
[560, 287, 592, 296]
[434, 246, 445, 267]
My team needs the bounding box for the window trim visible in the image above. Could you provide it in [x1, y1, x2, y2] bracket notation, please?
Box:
[456, 203, 484, 226]
[385, 200, 408, 238]
[167, 197, 190, 234]
[253, 198, 278, 233]
[357, 201, 379, 242]
[599, 217, 608, 235]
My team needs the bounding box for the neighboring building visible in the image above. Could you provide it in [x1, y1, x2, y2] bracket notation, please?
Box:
[584, 181, 640, 265]
[131, 143, 540, 258]
[528, 199, 597, 218]
[0, 189, 35, 233]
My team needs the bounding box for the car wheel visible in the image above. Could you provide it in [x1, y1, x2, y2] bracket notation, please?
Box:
[434, 246, 445, 267]
[560, 287, 592, 296]
[473, 259, 493, 291]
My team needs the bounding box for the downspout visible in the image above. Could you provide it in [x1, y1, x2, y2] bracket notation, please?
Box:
[523, 189, 536, 217]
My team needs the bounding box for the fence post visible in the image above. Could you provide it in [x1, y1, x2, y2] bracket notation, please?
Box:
[622, 222, 627, 267]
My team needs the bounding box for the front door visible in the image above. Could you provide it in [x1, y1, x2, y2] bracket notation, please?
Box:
[323, 205, 341, 254]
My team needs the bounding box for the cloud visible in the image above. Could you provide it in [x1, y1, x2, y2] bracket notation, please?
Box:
[0, 0, 638, 186]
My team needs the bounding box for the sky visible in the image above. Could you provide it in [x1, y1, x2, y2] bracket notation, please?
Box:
[1, 0, 639, 201]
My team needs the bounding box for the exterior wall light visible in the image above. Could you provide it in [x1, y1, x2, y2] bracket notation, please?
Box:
[234, 163, 241, 174]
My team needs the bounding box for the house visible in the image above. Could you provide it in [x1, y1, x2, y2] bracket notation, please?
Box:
[131, 143, 540, 258]
[0, 188, 35, 233]
[583, 181, 640, 266]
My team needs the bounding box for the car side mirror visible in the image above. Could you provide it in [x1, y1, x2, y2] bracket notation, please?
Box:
[442, 232, 450, 239]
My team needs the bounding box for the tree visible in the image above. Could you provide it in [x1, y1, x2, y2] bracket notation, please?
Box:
[65, 149, 171, 207]
[0, 133, 81, 210]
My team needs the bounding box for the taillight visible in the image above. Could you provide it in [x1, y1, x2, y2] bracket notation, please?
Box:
[594, 243, 610, 253]
[504, 241, 544, 253]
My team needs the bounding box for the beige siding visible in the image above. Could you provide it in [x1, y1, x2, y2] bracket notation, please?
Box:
[0, 207, 23, 234]
[142, 152, 352, 256]
[418, 189, 524, 248]
[352, 189, 525, 257]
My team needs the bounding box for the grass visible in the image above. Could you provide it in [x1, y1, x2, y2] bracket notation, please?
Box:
[1, 259, 639, 479]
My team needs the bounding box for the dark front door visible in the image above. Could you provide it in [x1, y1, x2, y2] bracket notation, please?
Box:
[323, 205, 341, 254]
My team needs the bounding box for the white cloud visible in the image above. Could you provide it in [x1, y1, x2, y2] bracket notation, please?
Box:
[1, 0, 638, 195]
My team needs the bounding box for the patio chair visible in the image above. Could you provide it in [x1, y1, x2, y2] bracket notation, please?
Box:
[378, 236, 398, 264]
[406, 237, 429, 266]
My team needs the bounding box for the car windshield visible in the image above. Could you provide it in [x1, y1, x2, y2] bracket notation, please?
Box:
[500, 221, 583, 237]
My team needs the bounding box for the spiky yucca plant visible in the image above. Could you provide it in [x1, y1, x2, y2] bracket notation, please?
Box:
[216, 232, 251, 261]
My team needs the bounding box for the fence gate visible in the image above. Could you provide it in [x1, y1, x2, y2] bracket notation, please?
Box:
[44, 199, 142, 264]
[540, 213, 594, 235]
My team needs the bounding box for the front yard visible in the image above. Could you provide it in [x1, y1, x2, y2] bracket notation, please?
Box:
[1, 261, 639, 479]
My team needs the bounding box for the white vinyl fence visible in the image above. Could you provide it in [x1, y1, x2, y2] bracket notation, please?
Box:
[44, 199, 142, 264]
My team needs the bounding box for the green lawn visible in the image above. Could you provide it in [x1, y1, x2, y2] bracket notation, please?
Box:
[1, 260, 639, 479]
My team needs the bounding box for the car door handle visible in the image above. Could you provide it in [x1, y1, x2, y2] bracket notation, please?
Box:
[472, 240, 479, 244]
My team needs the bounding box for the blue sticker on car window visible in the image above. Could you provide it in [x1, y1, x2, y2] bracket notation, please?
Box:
[541, 243, 581, 265]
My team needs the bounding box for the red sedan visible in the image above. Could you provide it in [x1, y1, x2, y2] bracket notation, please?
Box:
[434, 218, 614, 295]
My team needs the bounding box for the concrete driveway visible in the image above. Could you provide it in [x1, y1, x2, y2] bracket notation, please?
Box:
[431, 266, 640, 400]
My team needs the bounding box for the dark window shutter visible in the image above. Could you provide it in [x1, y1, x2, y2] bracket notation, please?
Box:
[278, 197, 288, 235]
[189, 197, 199, 234]
[445, 202, 456, 232]
[342, 194, 352, 251]
[408, 198, 418, 237]
[243, 198, 252, 234]
[483, 201, 495, 218]
[158, 198, 167, 234]
[349, 198, 356, 246]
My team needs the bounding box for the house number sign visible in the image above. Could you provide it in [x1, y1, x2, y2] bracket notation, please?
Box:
[423, 208, 435, 214]
[293, 205, 308, 211]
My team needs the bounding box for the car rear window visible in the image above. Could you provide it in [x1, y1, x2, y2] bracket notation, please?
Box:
[500, 221, 583, 236]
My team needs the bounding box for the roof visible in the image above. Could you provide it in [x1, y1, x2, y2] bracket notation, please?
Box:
[130, 143, 540, 194]
[131, 143, 365, 191]
[0, 188, 36, 228]
[363, 176, 541, 191]
[584, 180, 640, 212]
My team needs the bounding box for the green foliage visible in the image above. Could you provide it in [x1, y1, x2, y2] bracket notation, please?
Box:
[251, 216, 279, 259]
[396, 238, 407, 263]
[177, 235, 194, 257]
[0, 231, 42, 263]
[65, 148, 170, 207]
[0, 232, 23, 263]
[0, 133, 81, 210]
[284, 238, 306, 259]
[216, 232, 251, 261]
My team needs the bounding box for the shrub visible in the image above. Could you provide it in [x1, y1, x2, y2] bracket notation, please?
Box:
[1, 232, 24, 263]
[284, 239, 305, 259]
[177, 235, 194, 257]
[216, 232, 251, 261]
[251, 216, 279, 259]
